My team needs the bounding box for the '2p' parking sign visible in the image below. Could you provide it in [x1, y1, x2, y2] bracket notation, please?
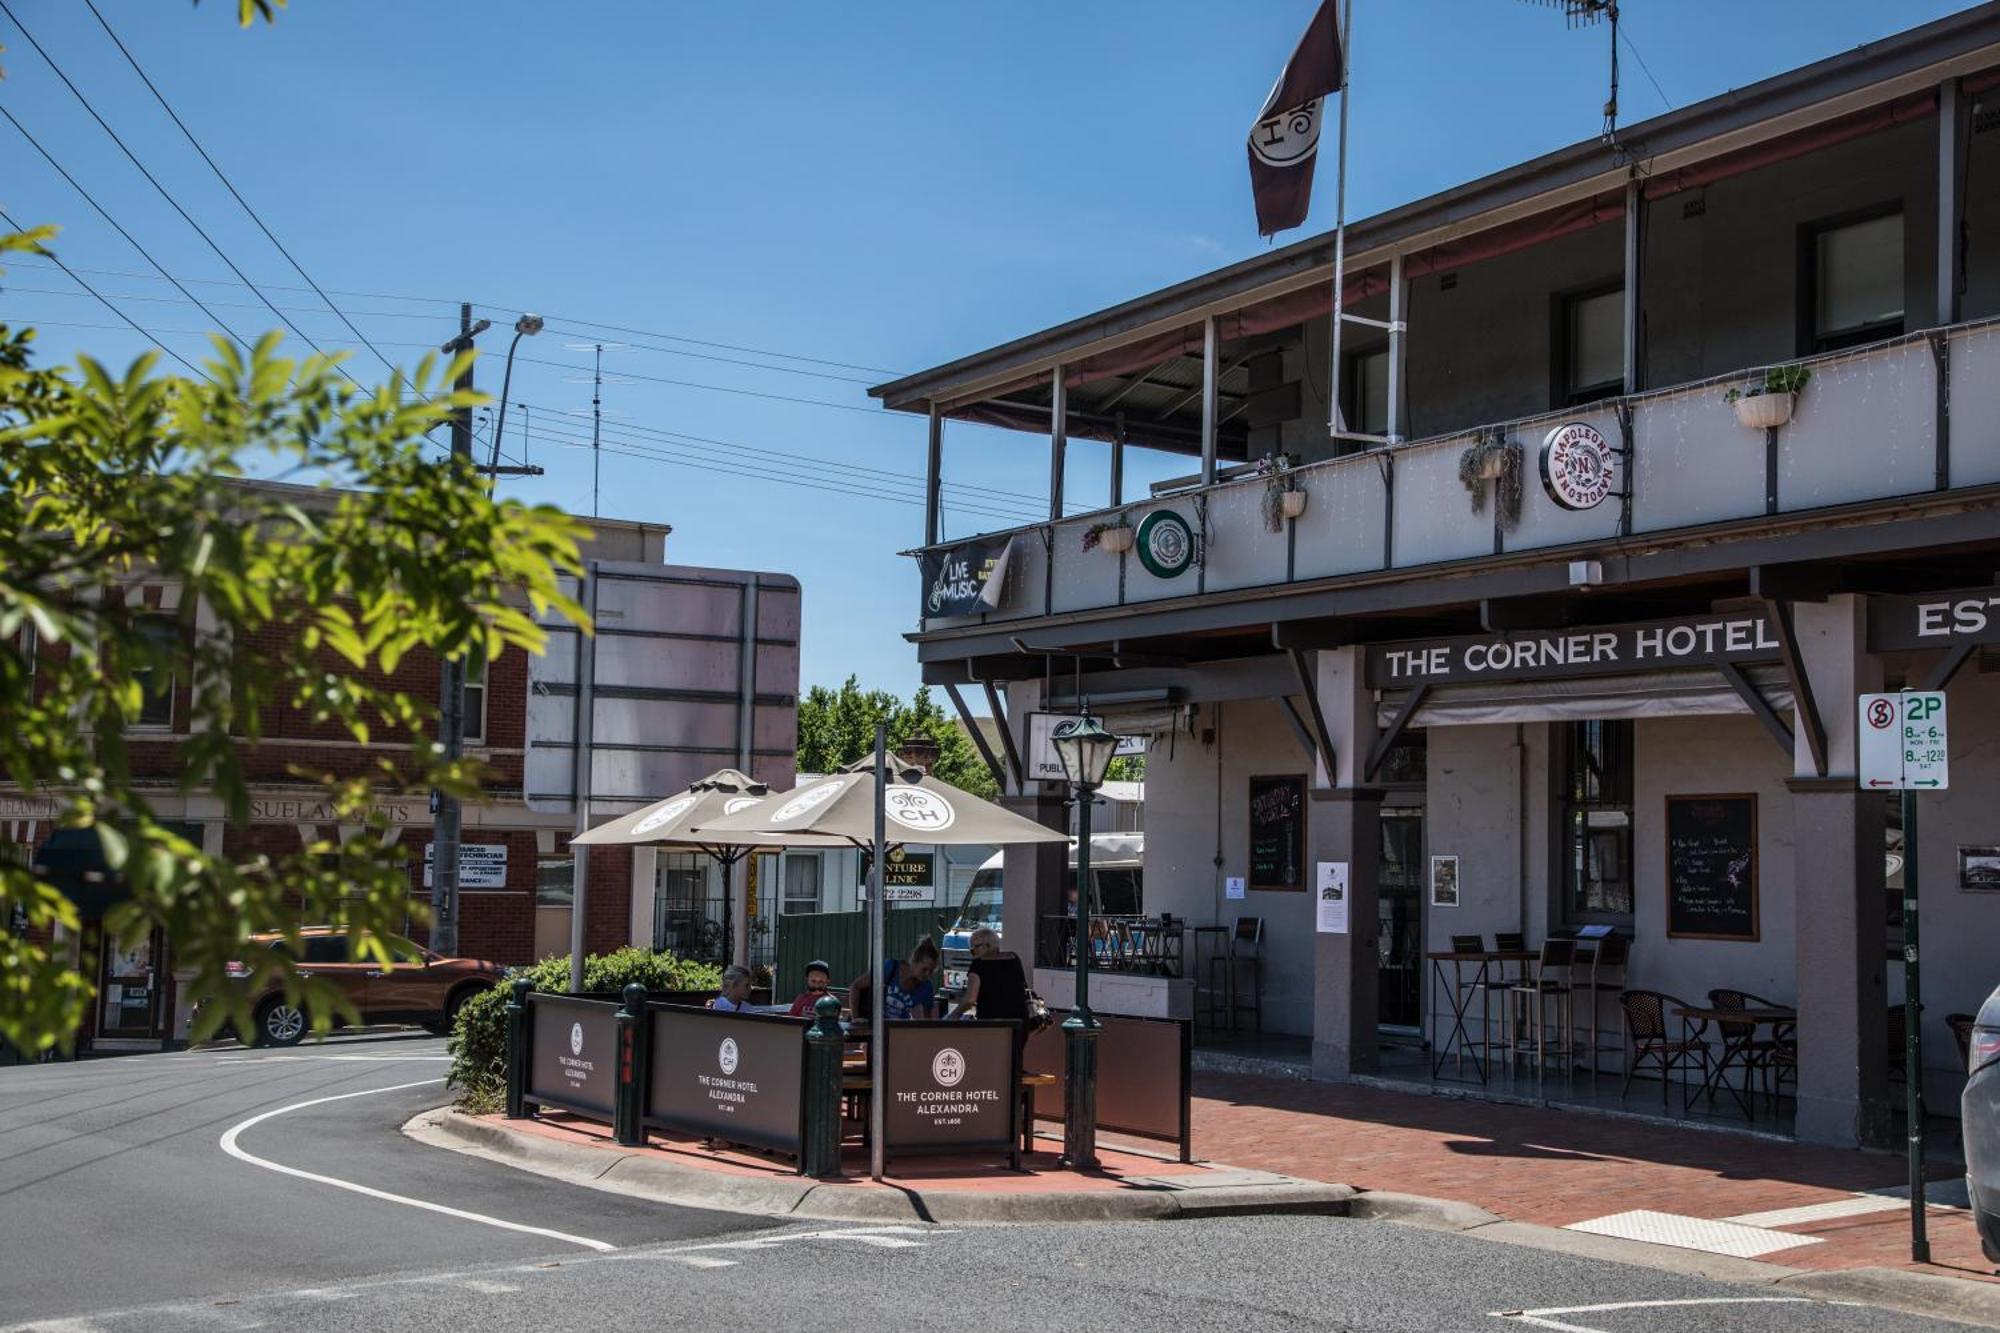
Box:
[1858, 691, 1948, 791]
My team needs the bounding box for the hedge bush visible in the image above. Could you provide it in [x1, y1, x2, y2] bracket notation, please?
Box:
[446, 947, 722, 1112]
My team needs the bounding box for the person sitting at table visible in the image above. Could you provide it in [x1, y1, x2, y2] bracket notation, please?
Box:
[786, 959, 834, 1017]
[847, 937, 939, 1023]
[707, 965, 754, 1012]
[948, 929, 1026, 1023]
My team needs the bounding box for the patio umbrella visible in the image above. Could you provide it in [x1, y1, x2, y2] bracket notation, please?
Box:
[571, 768, 844, 970]
[693, 743, 1066, 1181]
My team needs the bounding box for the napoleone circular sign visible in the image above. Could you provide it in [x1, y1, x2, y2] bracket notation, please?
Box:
[1539, 421, 1615, 511]
[1135, 510, 1196, 579]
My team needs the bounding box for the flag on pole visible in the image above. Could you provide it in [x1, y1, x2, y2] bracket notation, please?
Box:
[1248, 0, 1346, 237]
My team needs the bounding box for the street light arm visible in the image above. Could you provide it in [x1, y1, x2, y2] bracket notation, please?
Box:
[488, 329, 526, 477]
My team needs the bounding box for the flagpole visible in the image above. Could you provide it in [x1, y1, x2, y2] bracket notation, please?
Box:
[1327, 0, 1354, 439]
[867, 723, 888, 1183]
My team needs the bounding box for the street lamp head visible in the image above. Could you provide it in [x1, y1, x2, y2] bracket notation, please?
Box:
[1050, 713, 1119, 790]
[515, 313, 544, 337]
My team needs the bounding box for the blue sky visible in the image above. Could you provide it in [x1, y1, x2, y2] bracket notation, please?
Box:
[0, 0, 1977, 700]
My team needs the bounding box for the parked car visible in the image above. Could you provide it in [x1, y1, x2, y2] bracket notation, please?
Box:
[938, 833, 1144, 993]
[200, 928, 503, 1047]
[1967, 985, 2000, 1263]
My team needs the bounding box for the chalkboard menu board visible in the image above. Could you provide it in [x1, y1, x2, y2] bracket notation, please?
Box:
[1248, 774, 1306, 891]
[1665, 794, 1759, 941]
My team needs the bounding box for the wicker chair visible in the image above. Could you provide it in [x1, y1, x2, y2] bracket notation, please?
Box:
[1619, 989, 1712, 1110]
[1708, 988, 1793, 1113]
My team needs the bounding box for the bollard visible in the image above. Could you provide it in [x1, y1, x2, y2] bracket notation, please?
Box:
[1063, 1019, 1100, 1170]
[614, 982, 647, 1147]
[504, 977, 533, 1120]
[801, 993, 846, 1178]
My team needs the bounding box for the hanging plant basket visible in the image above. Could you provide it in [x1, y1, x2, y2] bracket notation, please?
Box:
[1099, 524, 1136, 554]
[1457, 430, 1523, 529]
[1726, 363, 1811, 431]
[1279, 490, 1308, 521]
[1731, 392, 1795, 430]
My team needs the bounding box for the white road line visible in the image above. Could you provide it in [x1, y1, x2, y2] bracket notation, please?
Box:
[1724, 1195, 1907, 1228]
[1492, 1296, 1813, 1332]
[217, 1077, 615, 1253]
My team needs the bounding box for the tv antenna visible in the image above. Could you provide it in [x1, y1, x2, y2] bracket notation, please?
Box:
[563, 341, 634, 518]
[1524, 1, 1621, 144]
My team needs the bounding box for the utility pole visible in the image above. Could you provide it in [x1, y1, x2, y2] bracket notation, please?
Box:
[431, 302, 480, 956]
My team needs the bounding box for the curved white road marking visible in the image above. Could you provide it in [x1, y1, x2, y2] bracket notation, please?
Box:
[218, 1076, 615, 1253]
[1492, 1296, 1813, 1332]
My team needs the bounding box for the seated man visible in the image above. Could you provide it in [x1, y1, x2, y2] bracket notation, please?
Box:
[787, 959, 834, 1017]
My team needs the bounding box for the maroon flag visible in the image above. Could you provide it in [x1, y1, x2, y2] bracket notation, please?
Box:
[1248, 0, 1346, 237]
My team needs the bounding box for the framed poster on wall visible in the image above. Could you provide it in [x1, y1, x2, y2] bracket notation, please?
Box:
[1248, 775, 1306, 891]
[1664, 794, 1759, 941]
[1429, 855, 1460, 908]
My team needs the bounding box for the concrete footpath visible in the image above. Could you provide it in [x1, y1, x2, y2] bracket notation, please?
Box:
[411, 1078, 2000, 1329]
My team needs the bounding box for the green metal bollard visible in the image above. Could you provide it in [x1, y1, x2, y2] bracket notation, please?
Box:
[801, 993, 846, 1178]
[504, 977, 533, 1120]
[614, 982, 647, 1147]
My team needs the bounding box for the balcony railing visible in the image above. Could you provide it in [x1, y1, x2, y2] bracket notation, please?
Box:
[917, 317, 2000, 631]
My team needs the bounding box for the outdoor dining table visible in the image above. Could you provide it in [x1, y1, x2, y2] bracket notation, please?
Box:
[1424, 949, 1536, 1083]
[1671, 1003, 1797, 1118]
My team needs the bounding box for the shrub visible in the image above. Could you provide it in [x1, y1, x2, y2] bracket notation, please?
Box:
[445, 948, 722, 1109]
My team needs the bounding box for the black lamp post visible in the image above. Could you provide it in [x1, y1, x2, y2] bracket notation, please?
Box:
[1050, 709, 1119, 1169]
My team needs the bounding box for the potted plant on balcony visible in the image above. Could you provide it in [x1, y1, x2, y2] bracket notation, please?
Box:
[1457, 429, 1522, 528]
[1726, 363, 1812, 430]
[1082, 516, 1134, 554]
[1257, 453, 1306, 533]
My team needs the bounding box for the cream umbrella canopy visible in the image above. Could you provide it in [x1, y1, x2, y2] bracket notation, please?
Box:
[571, 768, 844, 968]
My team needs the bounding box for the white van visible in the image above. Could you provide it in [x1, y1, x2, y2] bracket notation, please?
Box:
[938, 832, 1144, 992]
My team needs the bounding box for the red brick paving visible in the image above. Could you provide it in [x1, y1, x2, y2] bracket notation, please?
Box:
[1191, 1072, 1993, 1282]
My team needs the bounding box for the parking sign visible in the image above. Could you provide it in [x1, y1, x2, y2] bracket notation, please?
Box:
[1858, 691, 1949, 791]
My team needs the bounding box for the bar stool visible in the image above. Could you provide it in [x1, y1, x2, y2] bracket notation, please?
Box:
[1208, 916, 1264, 1033]
[1571, 933, 1629, 1078]
[1478, 931, 1530, 1068]
[1509, 938, 1577, 1087]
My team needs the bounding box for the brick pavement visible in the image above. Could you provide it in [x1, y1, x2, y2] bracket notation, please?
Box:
[1190, 1072, 1993, 1282]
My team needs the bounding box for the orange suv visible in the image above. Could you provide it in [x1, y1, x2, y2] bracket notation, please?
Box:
[208, 929, 504, 1047]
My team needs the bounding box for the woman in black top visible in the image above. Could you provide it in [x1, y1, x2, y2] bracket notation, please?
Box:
[949, 927, 1030, 1053]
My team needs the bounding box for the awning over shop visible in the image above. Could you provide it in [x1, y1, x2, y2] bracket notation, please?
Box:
[1380, 666, 1794, 729]
[31, 827, 129, 918]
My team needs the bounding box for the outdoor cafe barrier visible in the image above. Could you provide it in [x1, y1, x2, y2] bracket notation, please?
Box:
[1024, 1011, 1193, 1162]
[505, 982, 1024, 1176]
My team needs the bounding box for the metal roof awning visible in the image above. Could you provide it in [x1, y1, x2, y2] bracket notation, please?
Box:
[1381, 666, 1794, 729]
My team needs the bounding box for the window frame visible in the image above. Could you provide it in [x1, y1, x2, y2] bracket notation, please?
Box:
[780, 853, 822, 916]
[1551, 279, 1626, 408]
[535, 854, 575, 908]
[1341, 343, 1391, 441]
[460, 649, 488, 746]
[130, 613, 179, 731]
[1553, 719, 1636, 927]
[1797, 201, 1905, 355]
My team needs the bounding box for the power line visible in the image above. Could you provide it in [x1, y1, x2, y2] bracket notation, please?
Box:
[512, 398, 1047, 507]
[1, 255, 463, 309]
[1619, 24, 1673, 111]
[0, 0, 353, 382]
[0, 103, 260, 353]
[80, 0, 425, 382]
[0, 280, 471, 324]
[528, 313, 903, 377]
[0, 209, 208, 378]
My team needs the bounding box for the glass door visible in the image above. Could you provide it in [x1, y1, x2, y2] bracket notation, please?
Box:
[97, 926, 165, 1039]
[1377, 807, 1425, 1033]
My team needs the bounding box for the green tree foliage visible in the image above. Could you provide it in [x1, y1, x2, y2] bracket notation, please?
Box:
[795, 675, 996, 800]
[0, 224, 589, 1054]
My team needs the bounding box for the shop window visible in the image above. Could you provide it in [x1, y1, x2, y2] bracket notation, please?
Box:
[461, 650, 487, 745]
[1558, 720, 1634, 920]
[1344, 346, 1390, 438]
[1804, 207, 1904, 352]
[1558, 285, 1624, 406]
[131, 614, 177, 729]
[535, 854, 574, 907]
[1376, 730, 1428, 787]
[781, 855, 821, 915]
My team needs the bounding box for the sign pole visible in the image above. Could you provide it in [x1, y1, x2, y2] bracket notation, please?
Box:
[868, 723, 888, 1183]
[1902, 778, 1929, 1263]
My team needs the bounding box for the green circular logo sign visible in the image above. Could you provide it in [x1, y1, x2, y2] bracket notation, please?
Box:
[1135, 510, 1196, 579]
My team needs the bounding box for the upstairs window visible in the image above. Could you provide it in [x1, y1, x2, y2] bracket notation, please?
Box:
[132, 614, 177, 729]
[1345, 346, 1390, 438]
[1807, 208, 1903, 352]
[461, 650, 488, 745]
[1559, 286, 1624, 406]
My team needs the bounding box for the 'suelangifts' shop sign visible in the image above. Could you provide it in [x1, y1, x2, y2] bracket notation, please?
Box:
[920, 536, 1015, 617]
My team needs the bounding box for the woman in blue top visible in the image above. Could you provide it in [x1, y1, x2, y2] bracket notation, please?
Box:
[708, 965, 755, 1012]
[848, 937, 939, 1024]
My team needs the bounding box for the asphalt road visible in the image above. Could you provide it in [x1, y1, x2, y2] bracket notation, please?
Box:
[0, 1033, 1980, 1333]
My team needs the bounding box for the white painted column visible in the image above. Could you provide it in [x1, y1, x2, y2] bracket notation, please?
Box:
[1200, 316, 1219, 485]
